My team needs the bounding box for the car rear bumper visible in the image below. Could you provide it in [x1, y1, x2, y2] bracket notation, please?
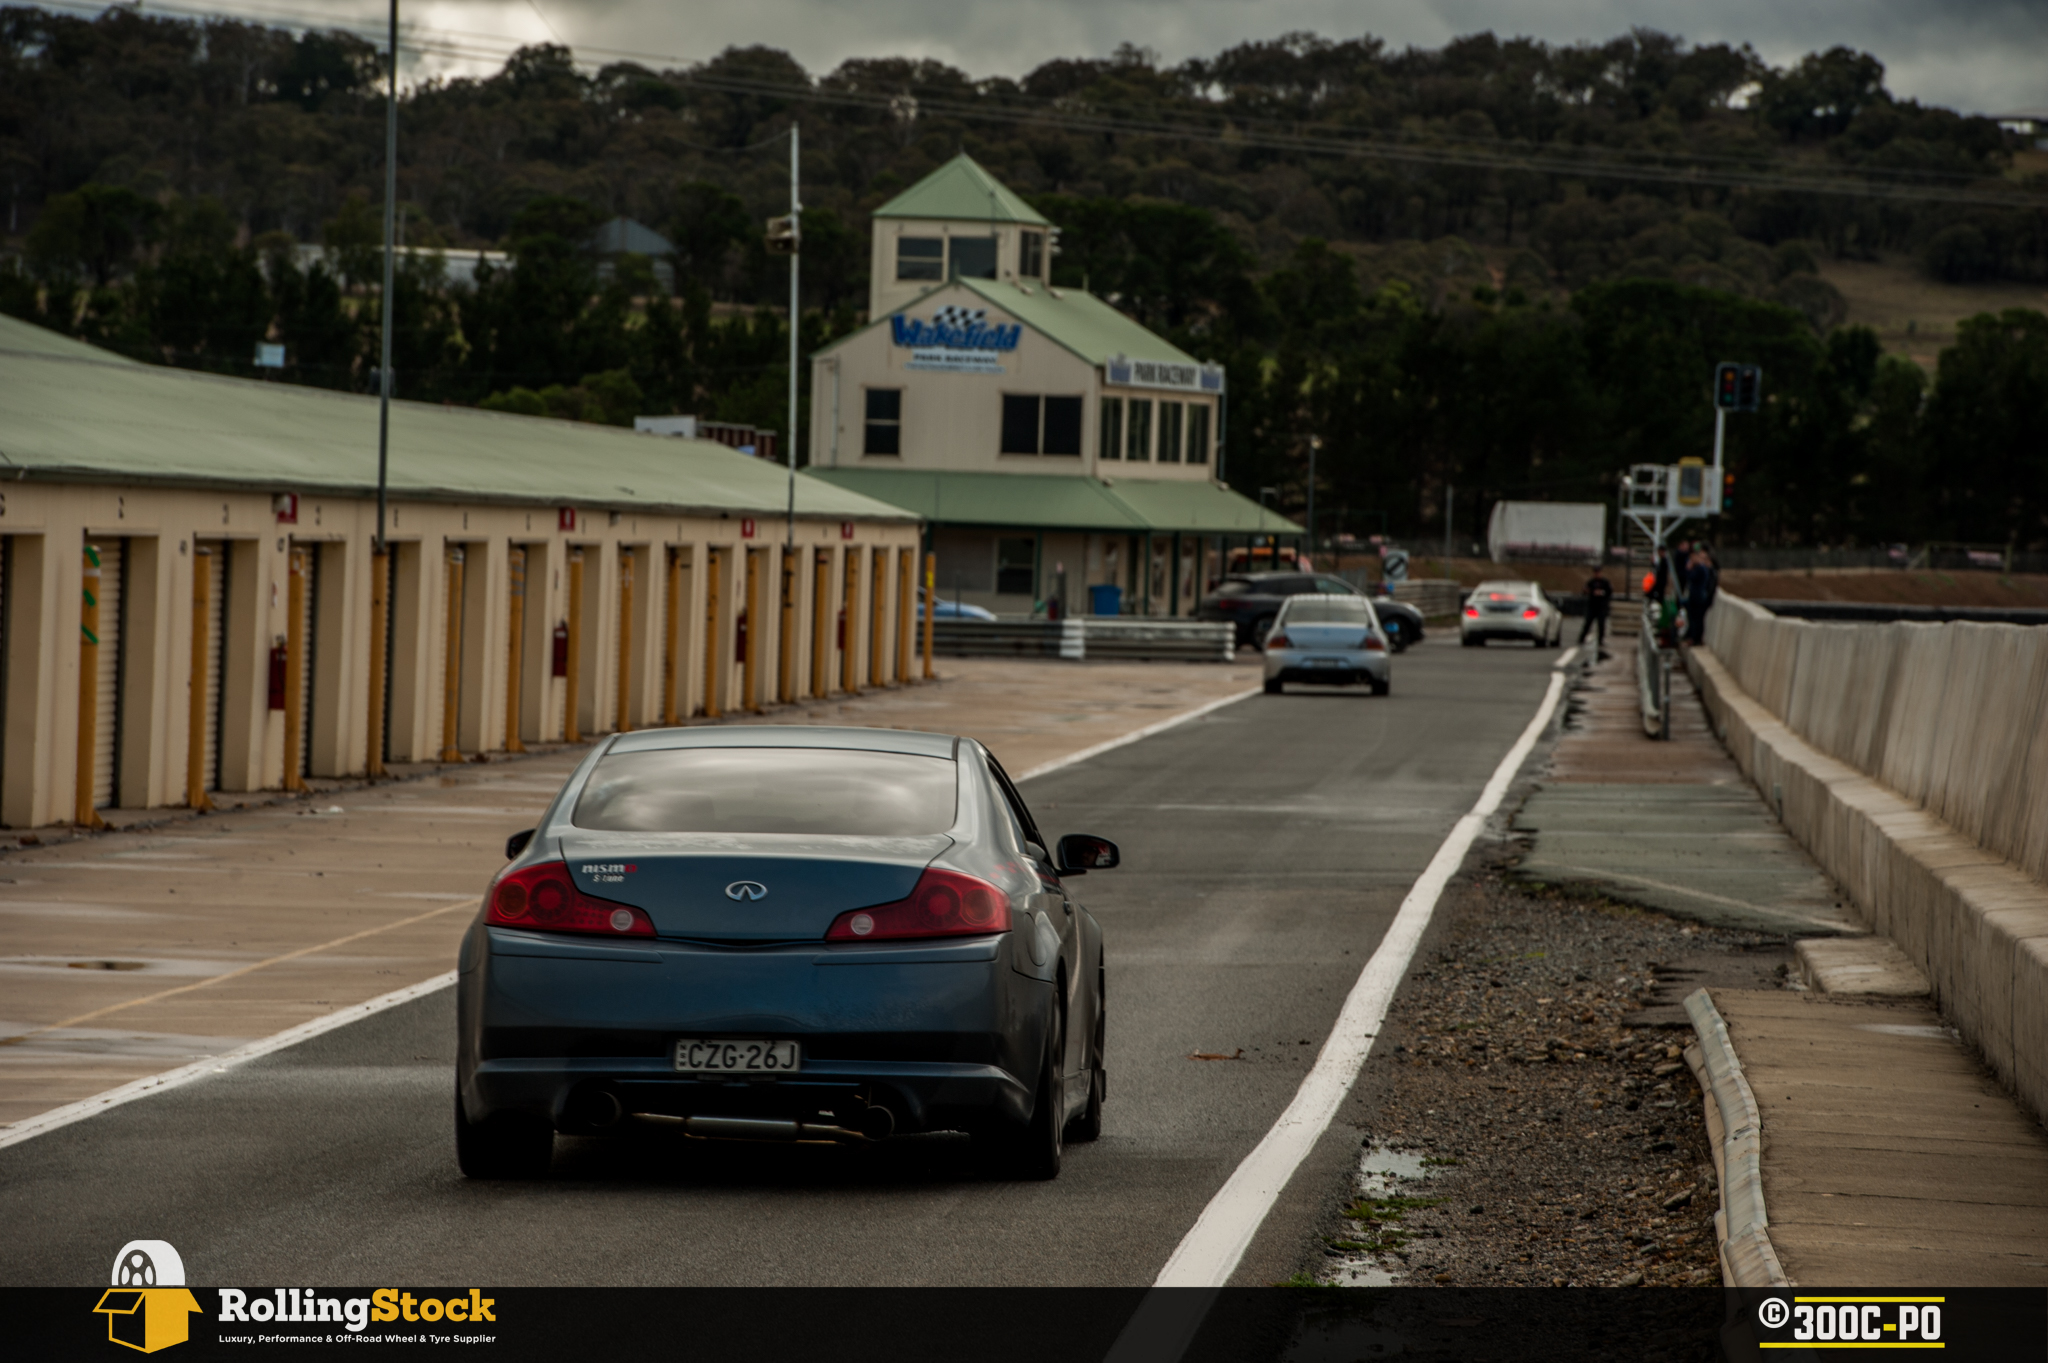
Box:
[1262, 648, 1389, 684]
[457, 927, 1047, 1135]
[1461, 617, 1545, 641]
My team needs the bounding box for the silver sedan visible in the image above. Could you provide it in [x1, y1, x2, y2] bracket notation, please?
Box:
[1460, 580, 1563, 647]
[1261, 596, 1392, 695]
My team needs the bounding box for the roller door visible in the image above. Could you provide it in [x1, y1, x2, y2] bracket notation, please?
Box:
[89, 538, 124, 810]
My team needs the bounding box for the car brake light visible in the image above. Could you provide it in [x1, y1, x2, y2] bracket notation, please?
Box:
[1362, 635, 1386, 651]
[1265, 632, 1292, 648]
[1464, 606, 1480, 617]
[1522, 607, 1540, 619]
[825, 867, 1010, 942]
[488, 860, 654, 937]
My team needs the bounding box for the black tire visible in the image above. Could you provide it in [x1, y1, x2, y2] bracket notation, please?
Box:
[455, 1084, 553, 1180]
[1371, 677, 1391, 696]
[978, 1000, 1065, 1180]
[1462, 635, 1483, 648]
[1263, 678, 1283, 695]
[1068, 986, 1105, 1144]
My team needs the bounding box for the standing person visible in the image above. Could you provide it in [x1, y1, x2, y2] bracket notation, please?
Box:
[1684, 548, 1718, 645]
[1578, 563, 1615, 654]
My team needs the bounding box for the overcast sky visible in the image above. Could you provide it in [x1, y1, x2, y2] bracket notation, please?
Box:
[233, 0, 2048, 116]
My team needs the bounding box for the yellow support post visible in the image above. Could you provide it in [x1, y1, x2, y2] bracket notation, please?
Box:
[284, 546, 309, 792]
[75, 543, 106, 829]
[701, 549, 722, 719]
[841, 547, 860, 695]
[778, 548, 796, 705]
[922, 550, 936, 680]
[439, 546, 464, 763]
[614, 548, 634, 734]
[742, 546, 762, 713]
[564, 548, 583, 743]
[812, 551, 831, 699]
[896, 548, 912, 685]
[868, 547, 885, 689]
[365, 547, 388, 778]
[663, 547, 684, 725]
[187, 546, 215, 809]
[504, 546, 526, 754]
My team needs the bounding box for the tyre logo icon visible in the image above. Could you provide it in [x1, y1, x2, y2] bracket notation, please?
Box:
[725, 880, 768, 902]
[1758, 1297, 1790, 1329]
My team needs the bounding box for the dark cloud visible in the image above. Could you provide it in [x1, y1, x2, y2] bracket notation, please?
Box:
[275, 0, 2048, 114]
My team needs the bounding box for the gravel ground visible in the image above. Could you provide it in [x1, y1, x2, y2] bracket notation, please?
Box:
[1316, 860, 1793, 1288]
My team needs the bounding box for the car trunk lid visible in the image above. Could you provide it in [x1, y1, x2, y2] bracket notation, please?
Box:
[557, 832, 950, 942]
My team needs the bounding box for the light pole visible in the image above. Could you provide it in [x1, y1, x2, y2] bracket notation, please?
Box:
[366, 0, 399, 779]
[1306, 436, 1319, 571]
[785, 124, 799, 550]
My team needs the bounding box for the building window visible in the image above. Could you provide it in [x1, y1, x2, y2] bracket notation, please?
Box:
[1019, 230, 1045, 280]
[999, 395, 1085, 455]
[864, 388, 902, 455]
[1042, 396, 1082, 455]
[1000, 394, 1040, 454]
[1126, 398, 1152, 461]
[897, 237, 943, 282]
[1187, 403, 1211, 465]
[1158, 401, 1184, 463]
[996, 537, 1037, 596]
[950, 236, 998, 279]
[1099, 397, 1122, 461]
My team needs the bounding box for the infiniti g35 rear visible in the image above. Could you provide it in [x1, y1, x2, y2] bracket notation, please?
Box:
[454, 726, 1115, 1181]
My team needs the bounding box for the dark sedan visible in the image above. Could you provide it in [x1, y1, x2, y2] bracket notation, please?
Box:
[456, 726, 1115, 1181]
[1198, 572, 1424, 651]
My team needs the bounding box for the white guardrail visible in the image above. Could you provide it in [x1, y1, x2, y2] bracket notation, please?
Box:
[931, 617, 1235, 662]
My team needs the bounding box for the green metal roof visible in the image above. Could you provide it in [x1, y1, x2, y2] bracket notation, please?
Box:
[804, 468, 1302, 535]
[0, 315, 916, 522]
[871, 154, 1051, 226]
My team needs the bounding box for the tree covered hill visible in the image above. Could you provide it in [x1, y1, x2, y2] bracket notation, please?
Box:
[2, 8, 2043, 550]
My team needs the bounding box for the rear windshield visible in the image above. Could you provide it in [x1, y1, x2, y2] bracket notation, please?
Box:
[1281, 598, 1376, 623]
[573, 748, 957, 835]
[1214, 579, 1254, 596]
[1476, 582, 1535, 598]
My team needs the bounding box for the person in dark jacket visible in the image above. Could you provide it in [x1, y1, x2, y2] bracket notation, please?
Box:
[1578, 563, 1615, 653]
[1683, 548, 1719, 644]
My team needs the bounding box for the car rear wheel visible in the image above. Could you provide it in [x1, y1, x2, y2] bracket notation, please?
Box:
[1463, 635, 1483, 647]
[455, 1084, 553, 1180]
[1263, 678, 1283, 694]
[978, 1001, 1065, 1180]
[1371, 677, 1391, 696]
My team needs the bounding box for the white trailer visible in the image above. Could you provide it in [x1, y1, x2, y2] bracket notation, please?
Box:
[1486, 501, 1606, 564]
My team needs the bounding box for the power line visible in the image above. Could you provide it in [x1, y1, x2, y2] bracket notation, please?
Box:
[20, 0, 2048, 209]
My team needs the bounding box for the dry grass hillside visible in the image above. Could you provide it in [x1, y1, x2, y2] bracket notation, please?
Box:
[1342, 557, 2048, 608]
[1819, 255, 2048, 369]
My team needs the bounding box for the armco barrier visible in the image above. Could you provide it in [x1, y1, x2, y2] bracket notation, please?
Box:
[1391, 579, 1465, 618]
[931, 617, 1234, 662]
[1691, 593, 2048, 1122]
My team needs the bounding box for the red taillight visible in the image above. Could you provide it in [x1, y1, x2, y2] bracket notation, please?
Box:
[488, 860, 654, 937]
[825, 868, 1011, 942]
[1266, 632, 1292, 649]
[1362, 635, 1386, 651]
[1463, 605, 1480, 617]
[1522, 607, 1540, 619]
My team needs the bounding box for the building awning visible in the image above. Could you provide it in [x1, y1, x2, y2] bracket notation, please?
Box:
[804, 468, 1303, 535]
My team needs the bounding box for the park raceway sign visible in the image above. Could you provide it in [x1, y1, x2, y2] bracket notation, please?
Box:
[890, 306, 1020, 374]
[1105, 353, 1226, 394]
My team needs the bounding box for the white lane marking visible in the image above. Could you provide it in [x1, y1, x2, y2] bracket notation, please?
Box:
[1556, 645, 1581, 669]
[1150, 665, 1569, 1290]
[0, 971, 458, 1152]
[1015, 688, 1261, 784]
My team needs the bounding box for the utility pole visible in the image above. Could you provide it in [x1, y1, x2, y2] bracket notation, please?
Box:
[1443, 483, 1453, 561]
[786, 123, 800, 550]
[366, 0, 399, 780]
[1305, 437, 1319, 571]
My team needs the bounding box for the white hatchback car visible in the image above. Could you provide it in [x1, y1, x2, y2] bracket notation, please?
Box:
[1460, 580, 1563, 647]
[1261, 595, 1391, 695]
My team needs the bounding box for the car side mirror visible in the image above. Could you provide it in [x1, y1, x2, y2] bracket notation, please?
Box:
[1055, 834, 1119, 876]
[506, 828, 535, 860]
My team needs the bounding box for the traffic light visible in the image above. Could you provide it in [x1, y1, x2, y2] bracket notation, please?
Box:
[1715, 361, 1762, 411]
[1723, 471, 1735, 511]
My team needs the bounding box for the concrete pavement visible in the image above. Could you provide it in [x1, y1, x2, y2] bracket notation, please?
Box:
[0, 657, 1258, 1131]
[1522, 643, 2048, 1286]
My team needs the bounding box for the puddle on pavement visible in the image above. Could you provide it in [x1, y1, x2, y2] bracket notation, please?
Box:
[1320, 1143, 1433, 1289]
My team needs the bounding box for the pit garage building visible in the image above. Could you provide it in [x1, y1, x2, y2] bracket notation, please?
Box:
[0, 316, 922, 829]
[806, 155, 1299, 616]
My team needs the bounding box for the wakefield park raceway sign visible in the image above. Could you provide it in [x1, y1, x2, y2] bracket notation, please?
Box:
[892, 306, 1020, 373]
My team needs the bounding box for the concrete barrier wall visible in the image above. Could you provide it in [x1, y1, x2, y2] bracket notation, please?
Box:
[1694, 594, 2048, 1122]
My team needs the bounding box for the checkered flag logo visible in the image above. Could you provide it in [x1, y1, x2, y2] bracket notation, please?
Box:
[930, 305, 988, 330]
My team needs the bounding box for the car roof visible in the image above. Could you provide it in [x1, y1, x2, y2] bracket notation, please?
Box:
[1474, 580, 1537, 594]
[605, 725, 958, 759]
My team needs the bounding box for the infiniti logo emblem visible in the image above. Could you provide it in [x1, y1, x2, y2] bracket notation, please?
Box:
[725, 880, 768, 902]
